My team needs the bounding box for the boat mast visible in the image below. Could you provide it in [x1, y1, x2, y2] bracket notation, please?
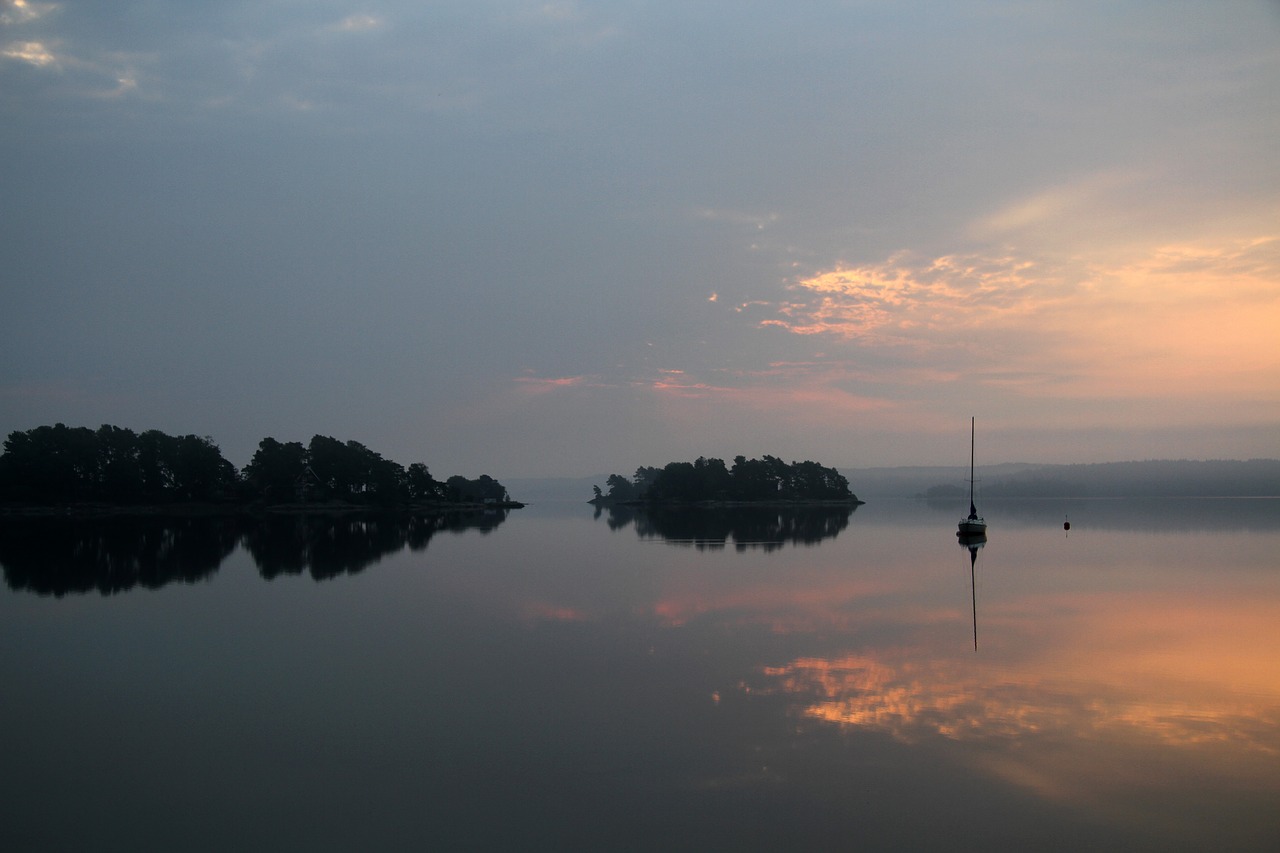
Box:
[968, 417, 977, 518]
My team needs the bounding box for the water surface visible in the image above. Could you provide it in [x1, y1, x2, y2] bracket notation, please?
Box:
[2, 499, 1278, 851]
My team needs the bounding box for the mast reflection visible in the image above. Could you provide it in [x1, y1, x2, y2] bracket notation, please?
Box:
[957, 533, 985, 651]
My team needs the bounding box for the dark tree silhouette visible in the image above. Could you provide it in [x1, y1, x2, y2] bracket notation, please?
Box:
[405, 462, 444, 502]
[445, 474, 508, 503]
[591, 455, 856, 504]
[0, 423, 236, 504]
[243, 437, 309, 502]
[1, 424, 514, 509]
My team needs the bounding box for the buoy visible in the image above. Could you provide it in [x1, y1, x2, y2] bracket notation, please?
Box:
[1063, 520, 1071, 531]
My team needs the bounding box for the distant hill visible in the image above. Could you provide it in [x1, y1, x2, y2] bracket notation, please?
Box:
[898, 459, 1280, 499]
[842, 463, 1041, 499]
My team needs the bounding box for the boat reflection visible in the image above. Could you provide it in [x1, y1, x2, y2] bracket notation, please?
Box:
[0, 510, 510, 595]
[957, 533, 985, 651]
[593, 503, 858, 550]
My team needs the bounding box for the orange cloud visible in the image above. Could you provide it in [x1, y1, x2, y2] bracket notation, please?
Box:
[510, 232, 1278, 442]
[767, 236, 1280, 405]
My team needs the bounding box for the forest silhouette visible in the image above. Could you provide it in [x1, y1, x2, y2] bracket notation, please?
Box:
[592, 455, 860, 505]
[0, 423, 513, 509]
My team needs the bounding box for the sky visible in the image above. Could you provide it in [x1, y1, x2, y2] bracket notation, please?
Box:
[2, 0, 1278, 479]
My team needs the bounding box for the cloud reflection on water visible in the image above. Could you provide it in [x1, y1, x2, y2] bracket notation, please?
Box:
[746, 592, 1280, 842]
[756, 652, 1279, 754]
[579, 503, 1280, 843]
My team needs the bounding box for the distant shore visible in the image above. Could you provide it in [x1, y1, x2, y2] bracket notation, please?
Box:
[0, 499, 525, 519]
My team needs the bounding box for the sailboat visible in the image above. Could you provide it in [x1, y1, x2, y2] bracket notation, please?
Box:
[957, 417, 987, 538]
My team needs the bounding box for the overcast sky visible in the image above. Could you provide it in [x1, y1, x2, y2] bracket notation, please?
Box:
[3, 1, 1278, 479]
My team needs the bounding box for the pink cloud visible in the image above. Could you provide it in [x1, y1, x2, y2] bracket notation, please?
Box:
[514, 373, 593, 394]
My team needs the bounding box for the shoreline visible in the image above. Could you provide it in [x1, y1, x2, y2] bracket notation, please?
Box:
[0, 500, 526, 519]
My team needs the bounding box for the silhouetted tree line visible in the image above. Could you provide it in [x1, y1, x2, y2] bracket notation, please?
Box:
[591, 455, 858, 504]
[0, 510, 511, 596]
[0, 423, 513, 508]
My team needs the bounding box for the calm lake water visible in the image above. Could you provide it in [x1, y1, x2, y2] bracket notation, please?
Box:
[2, 498, 1278, 851]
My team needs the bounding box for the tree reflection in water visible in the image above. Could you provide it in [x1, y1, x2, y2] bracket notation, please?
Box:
[241, 511, 508, 580]
[0, 516, 240, 596]
[594, 504, 857, 550]
[0, 510, 510, 595]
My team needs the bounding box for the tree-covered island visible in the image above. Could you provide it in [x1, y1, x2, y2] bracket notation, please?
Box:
[591, 455, 861, 506]
[0, 423, 521, 513]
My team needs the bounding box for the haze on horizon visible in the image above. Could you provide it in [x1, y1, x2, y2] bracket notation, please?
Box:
[3, 1, 1278, 479]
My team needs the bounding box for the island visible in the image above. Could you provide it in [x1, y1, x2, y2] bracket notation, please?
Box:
[590, 455, 863, 506]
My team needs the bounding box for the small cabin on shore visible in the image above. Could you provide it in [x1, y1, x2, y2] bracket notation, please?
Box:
[294, 466, 324, 502]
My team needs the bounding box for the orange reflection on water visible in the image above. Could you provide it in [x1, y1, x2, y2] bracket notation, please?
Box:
[1025, 592, 1280, 706]
[759, 652, 1280, 754]
[753, 587, 1280, 838]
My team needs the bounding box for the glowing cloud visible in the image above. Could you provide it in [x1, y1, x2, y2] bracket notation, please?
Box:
[764, 236, 1280, 404]
[1, 39, 55, 66]
[765, 250, 1052, 344]
[1, 1, 57, 27]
